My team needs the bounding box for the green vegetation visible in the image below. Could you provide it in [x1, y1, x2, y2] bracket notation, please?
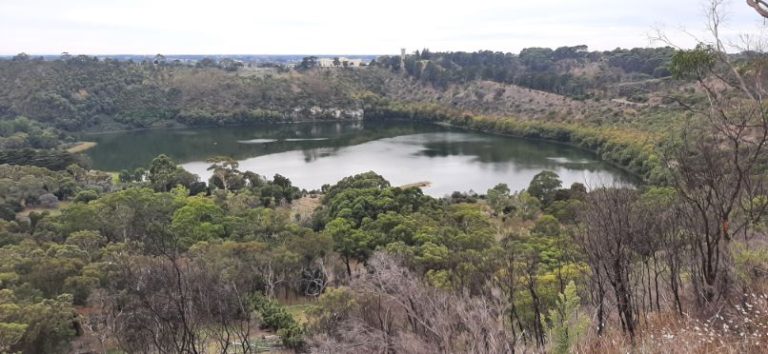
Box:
[0, 47, 686, 187]
[1, 8, 767, 352]
[0, 154, 326, 352]
[0, 156, 596, 352]
[547, 281, 588, 354]
[252, 294, 305, 349]
[0, 164, 111, 222]
[0, 116, 63, 149]
[0, 111, 765, 353]
[365, 99, 666, 183]
[0, 57, 366, 132]
[375, 46, 675, 97]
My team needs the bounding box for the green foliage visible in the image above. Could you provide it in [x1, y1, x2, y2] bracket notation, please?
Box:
[251, 173, 302, 206]
[321, 171, 390, 202]
[252, 293, 305, 349]
[0, 116, 62, 149]
[56, 187, 176, 245]
[0, 164, 79, 213]
[732, 243, 768, 289]
[670, 45, 716, 80]
[317, 172, 501, 290]
[253, 294, 296, 330]
[0, 290, 77, 354]
[528, 171, 562, 206]
[0, 166, 328, 352]
[368, 103, 665, 184]
[201, 161, 301, 206]
[533, 215, 561, 236]
[277, 323, 305, 350]
[148, 154, 198, 192]
[545, 199, 583, 224]
[206, 156, 241, 192]
[65, 230, 105, 260]
[63, 275, 99, 305]
[547, 281, 588, 354]
[0, 164, 624, 352]
[72, 189, 99, 203]
[0, 58, 372, 131]
[638, 186, 677, 208]
[0, 322, 27, 353]
[514, 192, 542, 220]
[487, 183, 513, 215]
[0, 149, 81, 171]
[307, 287, 357, 334]
[171, 196, 226, 247]
[377, 46, 675, 97]
[325, 218, 372, 271]
[315, 172, 427, 231]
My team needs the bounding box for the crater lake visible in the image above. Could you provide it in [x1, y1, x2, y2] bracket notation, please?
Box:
[84, 120, 638, 196]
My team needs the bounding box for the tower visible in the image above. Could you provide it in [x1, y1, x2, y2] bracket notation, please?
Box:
[400, 48, 406, 71]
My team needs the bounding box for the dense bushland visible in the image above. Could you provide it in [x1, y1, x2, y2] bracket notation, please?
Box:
[374, 46, 676, 98]
[1, 3, 767, 352]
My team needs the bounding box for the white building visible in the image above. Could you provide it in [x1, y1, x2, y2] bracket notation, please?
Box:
[317, 57, 365, 68]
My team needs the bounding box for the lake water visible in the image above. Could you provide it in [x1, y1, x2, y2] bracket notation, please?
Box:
[84, 120, 638, 196]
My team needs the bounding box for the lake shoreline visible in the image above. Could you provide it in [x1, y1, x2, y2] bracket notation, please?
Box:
[432, 120, 645, 185]
[79, 116, 645, 187]
[78, 117, 375, 136]
[86, 120, 637, 196]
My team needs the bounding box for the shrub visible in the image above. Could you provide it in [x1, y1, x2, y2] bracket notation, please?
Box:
[73, 190, 99, 203]
[548, 281, 588, 354]
[37, 193, 59, 209]
[252, 294, 306, 349]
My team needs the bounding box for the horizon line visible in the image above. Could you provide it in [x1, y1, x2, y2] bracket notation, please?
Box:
[0, 45, 682, 57]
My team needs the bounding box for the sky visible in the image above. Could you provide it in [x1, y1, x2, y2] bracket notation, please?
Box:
[0, 0, 764, 55]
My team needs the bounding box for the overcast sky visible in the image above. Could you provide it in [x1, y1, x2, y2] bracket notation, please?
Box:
[0, 0, 763, 55]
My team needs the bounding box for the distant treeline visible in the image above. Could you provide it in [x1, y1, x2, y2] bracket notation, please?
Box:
[373, 46, 676, 98]
[0, 47, 679, 133]
[0, 55, 370, 132]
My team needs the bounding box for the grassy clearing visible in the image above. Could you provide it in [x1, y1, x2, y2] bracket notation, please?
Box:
[289, 195, 322, 224]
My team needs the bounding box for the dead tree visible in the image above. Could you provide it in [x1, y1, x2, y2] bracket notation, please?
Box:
[105, 252, 256, 353]
[309, 252, 515, 354]
[747, 0, 768, 18]
[577, 188, 640, 339]
[644, 192, 687, 315]
[666, 0, 768, 303]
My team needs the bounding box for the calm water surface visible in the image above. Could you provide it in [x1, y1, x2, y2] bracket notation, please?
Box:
[85, 120, 638, 196]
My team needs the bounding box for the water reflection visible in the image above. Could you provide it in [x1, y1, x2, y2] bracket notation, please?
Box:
[85, 120, 441, 169]
[85, 120, 638, 196]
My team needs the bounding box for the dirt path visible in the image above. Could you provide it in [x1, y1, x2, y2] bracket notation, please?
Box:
[66, 141, 97, 153]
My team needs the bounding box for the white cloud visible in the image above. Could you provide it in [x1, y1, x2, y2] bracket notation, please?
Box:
[0, 0, 762, 55]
